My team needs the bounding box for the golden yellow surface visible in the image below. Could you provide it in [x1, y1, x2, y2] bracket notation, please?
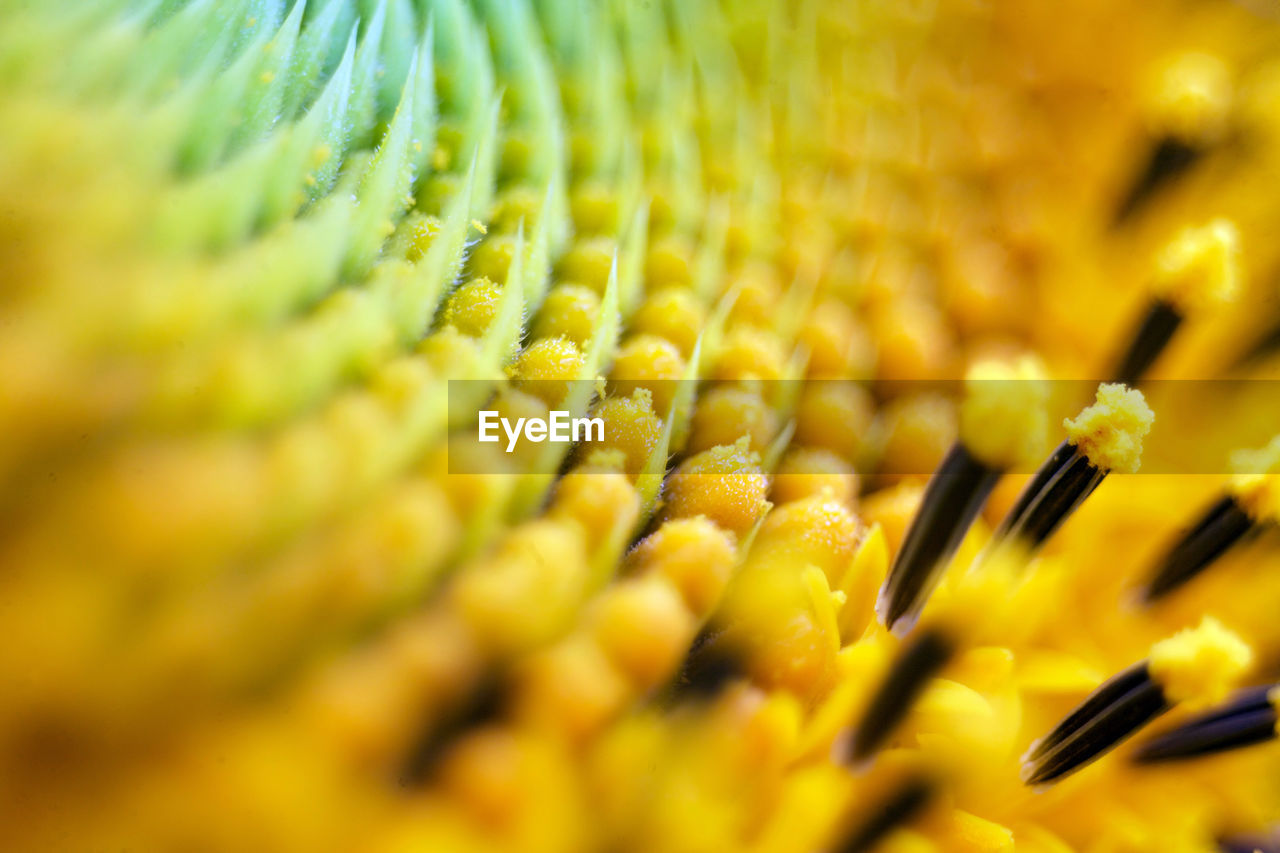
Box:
[2, 0, 1280, 851]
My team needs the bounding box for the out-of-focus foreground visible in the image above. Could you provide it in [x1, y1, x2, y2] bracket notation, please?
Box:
[3, 0, 1280, 850]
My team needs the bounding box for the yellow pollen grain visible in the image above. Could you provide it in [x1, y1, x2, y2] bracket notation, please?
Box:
[1063, 383, 1154, 474]
[510, 337, 587, 407]
[1229, 435, 1280, 522]
[959, 355, 1049, 470]
[534, 283, 603, 347]
[657, 436, 769, 536]
[1144, 50, 1234, 144]
[1150, 219, 1240, 313]
[441, 277, 504, 339]
[626, 516, 736, 618]
[579, 389, 662, 477]
[1149, 616, 1252, 708]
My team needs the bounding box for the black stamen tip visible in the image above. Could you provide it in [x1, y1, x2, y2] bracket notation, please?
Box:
[666, 626, 744, 702]
[1142, 495, 1258, 602]
[1231, 315, 1280, 370]
[878, 443, 1000, 631]
[1113, 136, 1203, 225]
[1025, 662, 1151, 762]
[1023, 661, 1170, 786]
[1111, 299, 1184, 386]
[397, 677, 507, 787]
[987, 440, 1074, 548]
[1219, 833, 1280, 853]
[833, 775, 935, 853]
[1134, 684, 1278, 764]
[989, 440, 1105, 557]
[846, 628, 955, 764]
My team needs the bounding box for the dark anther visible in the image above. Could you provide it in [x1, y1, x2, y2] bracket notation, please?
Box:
[846, 628, 955, 764]
[990, 440, 1105, 555]
[397, 677, 507, 787]
[1230, 315, 1280, 370]
[878, 443, 1000, 631]
[1219, 833, 1280, 853]
[1142, 495, 1259, 602]
[833, 775, 935, 853]
[1134, 684, 1277, 763]
[1023, 661, 1169, 786]
[1114, 137, 1203, 225]
[1111, 299, 1183, 386]
[666, 626, 744, 702]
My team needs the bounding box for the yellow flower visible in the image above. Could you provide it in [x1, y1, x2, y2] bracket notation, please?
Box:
[3, 0, 1280, 850]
